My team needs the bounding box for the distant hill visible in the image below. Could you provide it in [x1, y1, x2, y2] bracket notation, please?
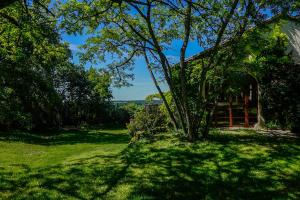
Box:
[112, 100, 163, 106]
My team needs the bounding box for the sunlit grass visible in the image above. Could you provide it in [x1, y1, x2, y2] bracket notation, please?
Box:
[0, 128, 299, 199]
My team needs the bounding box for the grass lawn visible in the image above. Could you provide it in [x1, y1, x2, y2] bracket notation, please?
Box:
[0, 128, 300, 199]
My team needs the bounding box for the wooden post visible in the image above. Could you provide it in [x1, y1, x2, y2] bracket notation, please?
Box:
[229, 96, 233, 128]
[244, 95, 249, 128]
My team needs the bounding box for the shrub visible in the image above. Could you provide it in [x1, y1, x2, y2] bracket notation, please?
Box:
[265, 121, 281, 130]
[121, 103, 143, 119]
[127, 106, 167, 142]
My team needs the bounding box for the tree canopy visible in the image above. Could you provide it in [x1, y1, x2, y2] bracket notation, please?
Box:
[57, 0, 300, 140]
[0, 1, 114, 130]
[0, 0, 299, 137]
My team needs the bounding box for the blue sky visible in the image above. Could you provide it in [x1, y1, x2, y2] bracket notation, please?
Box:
[62, 34, 203, 100]
[56, 0, 275, 100]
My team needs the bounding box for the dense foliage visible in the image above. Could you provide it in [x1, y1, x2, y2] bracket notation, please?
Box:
[0, 1, 113, 131]
[127, 106, 167, 142]
[260, 49, 300, 132]
[58, 0, 299, 141]
[262, 63, 300, 133]
[1, 1, 299, 137]
[232, 20, 300, 132]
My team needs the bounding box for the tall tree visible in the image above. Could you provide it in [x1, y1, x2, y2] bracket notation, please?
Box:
[0, 0, 18, 9]
[58, 0, 299, 141]
[0, 1, 115, 130]
[0, 0, 70, 129]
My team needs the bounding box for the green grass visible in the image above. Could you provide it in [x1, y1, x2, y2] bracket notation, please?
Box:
[0, 129, 300, 199]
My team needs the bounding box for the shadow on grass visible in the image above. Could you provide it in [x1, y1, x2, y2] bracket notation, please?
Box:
[1, 130, 300, 199]
[0, 129, 129, 145]
[122, 132, 300, 199]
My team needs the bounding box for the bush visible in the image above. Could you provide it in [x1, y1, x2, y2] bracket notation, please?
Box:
[127, 106, 167, 142]
[261, 58, 300, 132]
[121, 103, 143, 119]
[265, 121, 281, 130]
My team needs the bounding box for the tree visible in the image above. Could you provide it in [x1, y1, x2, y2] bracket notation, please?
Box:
[0, 1, 114, 130]
[0, 0, 70, 130]
[261, 54, 300, 133]
[0, 0, 18, 9]
[57, 66, 112, 126]
[219, 16, 300, 132]
[58, 0, 299, 141]
[227, 20, 297, 129]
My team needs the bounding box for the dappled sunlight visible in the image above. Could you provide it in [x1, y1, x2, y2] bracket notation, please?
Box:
[0, 129, 300, 199]
[1, 1, 299, 199]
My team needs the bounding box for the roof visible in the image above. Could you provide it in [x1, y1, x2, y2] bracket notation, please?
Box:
[184, 14, 299, 63]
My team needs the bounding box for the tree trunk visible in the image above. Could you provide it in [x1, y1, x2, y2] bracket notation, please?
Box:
[187, 124, 197, 142]
[229, 96, 233, 128]
[203, 102, 217, 139]
[179, 0, 192, 138]
[144, 4, 187, 134]
[244, 95, 249, 128]
[254, 82, 265, 130]
[143, 52, 179, 131]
